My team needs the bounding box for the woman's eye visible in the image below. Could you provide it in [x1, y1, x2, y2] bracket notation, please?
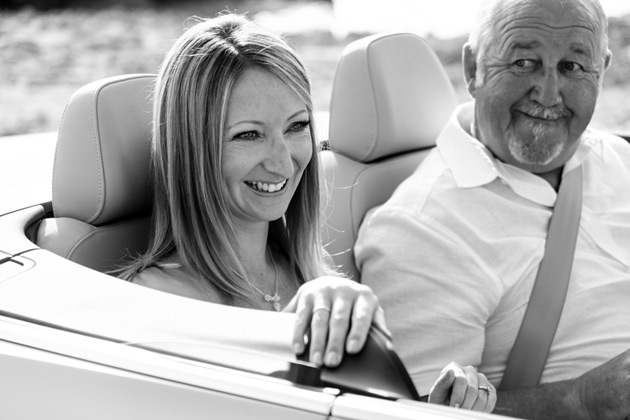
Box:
[288, 120, 310, 133]
[233, 131, 261, 141]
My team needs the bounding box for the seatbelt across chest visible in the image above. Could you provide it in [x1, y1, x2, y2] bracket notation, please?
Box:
[500, 166, 584, 390]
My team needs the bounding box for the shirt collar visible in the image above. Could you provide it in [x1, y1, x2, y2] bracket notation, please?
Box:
[436, 102, 598, 207]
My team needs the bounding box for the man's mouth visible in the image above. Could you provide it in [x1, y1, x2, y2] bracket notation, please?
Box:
[245, 179, 288, 193]
[517, 105, 571, 122]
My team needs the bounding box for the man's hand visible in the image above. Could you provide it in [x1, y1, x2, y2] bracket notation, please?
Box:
[429, 362, 496, 412]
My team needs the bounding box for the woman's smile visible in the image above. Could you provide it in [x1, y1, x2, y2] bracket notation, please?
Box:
[245, 179, 288, 193]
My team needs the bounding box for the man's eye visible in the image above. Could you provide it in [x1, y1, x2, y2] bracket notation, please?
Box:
[512, 59, 537, 70]
[560, 61, 584, 73]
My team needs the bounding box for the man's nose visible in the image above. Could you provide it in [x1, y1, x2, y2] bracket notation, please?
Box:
[530, 67, 563, 108]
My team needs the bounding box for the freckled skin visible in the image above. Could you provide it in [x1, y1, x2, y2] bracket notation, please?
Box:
[465, 0, 610, 187]
[222, 67, 313, 229]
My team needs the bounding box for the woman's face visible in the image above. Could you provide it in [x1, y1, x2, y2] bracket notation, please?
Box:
[222, 67, 313, 229]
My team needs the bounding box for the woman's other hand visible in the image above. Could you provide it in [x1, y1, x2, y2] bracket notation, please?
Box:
[283, 276, 389, 368]
[428, 362, 496, 412]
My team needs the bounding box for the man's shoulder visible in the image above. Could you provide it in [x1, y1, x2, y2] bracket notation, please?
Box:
[364, 147, 479, 234]
[582, 128, 630, 164]
[586, 128, 630, 147]
[379, 148, 454, 211]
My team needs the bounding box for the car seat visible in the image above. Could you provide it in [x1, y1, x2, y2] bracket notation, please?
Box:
[320, 32, 458, 280]
[36, 74, 156, 273]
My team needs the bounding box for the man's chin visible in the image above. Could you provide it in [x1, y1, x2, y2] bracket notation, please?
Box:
[508, 137, 564, 170]
[524, 161, 565, 175]
[513, 116, 569, 143]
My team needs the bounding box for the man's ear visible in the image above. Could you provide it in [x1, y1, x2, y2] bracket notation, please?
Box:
[604, 49, 612, 69]
[463, 43, 478, 97]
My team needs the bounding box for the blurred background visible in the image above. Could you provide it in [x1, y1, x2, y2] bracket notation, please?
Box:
[1, 0, 629, 137]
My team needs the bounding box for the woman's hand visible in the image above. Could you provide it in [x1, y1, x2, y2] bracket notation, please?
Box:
[428, 362, 496, 412]
[283, 276, 389, 368]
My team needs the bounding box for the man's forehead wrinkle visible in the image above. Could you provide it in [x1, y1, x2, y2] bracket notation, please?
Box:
[491, 0, 601, 36]
[500, 17, 598, 36]
[493, 16, 599, 57]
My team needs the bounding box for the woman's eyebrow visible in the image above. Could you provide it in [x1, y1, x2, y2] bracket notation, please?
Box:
[226, 119, 264, 130]
[286, 109, 309, 121]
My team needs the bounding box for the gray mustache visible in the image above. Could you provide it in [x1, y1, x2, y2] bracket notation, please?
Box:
[517, 104, 571, 120]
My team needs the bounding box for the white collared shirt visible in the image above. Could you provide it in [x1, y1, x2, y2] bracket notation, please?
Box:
[355, 103, 630, 394]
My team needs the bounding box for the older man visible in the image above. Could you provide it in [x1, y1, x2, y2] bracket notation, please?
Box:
[355, 0, 630, 418]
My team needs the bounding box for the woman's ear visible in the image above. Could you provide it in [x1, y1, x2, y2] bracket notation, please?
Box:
[463, 43, 478, 97]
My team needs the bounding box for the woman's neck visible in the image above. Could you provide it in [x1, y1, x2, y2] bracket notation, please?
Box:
[233, 222, 270, 271]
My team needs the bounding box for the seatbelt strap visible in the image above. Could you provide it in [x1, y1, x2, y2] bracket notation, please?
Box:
[500, 166, 583, 390]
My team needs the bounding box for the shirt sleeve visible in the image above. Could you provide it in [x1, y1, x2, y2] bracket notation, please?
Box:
[355, 206, 500, 395]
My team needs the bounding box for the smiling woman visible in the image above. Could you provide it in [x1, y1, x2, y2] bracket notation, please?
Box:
[114, 12, 390, 371]
[108, 12, 495, 410]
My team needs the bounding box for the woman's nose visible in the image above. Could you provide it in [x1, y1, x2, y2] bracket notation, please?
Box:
[264, 133, 294, 176]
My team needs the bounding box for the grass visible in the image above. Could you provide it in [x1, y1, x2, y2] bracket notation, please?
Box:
[1, 0, 629, 136]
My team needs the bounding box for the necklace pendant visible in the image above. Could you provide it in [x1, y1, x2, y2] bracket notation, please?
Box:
[264, 293, 280, 302]
[264, 293, 281, 311]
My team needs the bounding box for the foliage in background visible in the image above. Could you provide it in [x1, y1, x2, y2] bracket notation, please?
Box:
[0, 0, 628, 136]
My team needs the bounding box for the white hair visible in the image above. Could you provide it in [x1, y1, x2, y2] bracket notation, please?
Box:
[468, 0, 609, 88]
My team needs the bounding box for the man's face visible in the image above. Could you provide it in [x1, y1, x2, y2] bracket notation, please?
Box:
[466, 0, 609, 174]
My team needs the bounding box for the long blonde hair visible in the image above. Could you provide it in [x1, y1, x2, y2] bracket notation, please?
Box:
[118, 13, 330, 303]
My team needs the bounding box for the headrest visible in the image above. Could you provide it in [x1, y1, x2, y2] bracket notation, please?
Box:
[53, 74, 156, 225]
[328, 33, 457, 163]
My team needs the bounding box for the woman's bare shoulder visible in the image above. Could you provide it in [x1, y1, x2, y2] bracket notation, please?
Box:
[131, 265, 222, 303]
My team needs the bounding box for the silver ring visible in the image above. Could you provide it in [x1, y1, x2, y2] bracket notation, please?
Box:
[478, 385, 491, 394]
[313, 304, 331, 313]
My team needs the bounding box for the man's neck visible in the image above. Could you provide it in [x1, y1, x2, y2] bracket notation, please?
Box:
[536, 166, 564, 192]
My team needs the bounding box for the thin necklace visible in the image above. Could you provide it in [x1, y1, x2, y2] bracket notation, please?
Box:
[245, 253, 281, 312]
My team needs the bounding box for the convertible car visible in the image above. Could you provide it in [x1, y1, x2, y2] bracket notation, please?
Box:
[1, 31, 515, 419]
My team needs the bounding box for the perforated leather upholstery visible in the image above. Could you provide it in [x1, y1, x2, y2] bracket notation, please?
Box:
[36, 74, 156, 273]
[320, 33, 457, 280]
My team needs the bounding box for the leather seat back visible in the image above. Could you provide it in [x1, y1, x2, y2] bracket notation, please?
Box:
[320, 33, 457, 280]
[36, 74, 156, 273]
